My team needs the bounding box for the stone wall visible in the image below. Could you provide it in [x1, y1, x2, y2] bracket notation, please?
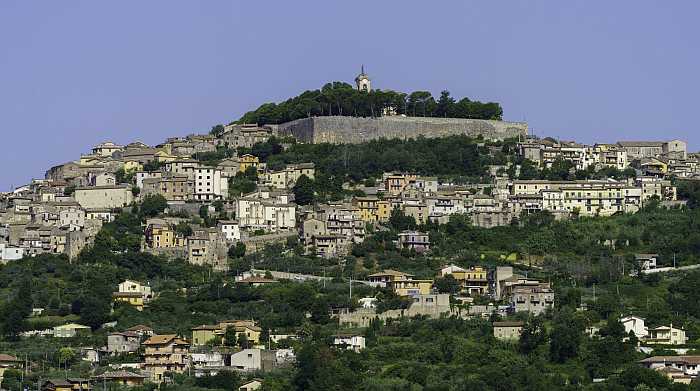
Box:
[278, 116, 528, 144]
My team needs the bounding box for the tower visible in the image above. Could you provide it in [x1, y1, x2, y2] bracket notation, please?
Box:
[355, 65, 371, 92]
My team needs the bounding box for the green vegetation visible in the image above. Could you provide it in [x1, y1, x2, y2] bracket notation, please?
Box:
[238, 82, 503, 125]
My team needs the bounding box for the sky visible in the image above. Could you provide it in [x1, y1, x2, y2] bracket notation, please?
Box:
[1, 1, 699, 190]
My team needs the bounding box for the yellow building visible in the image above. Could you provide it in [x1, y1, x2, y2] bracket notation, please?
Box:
[112, 292, 145, 310]
[353, 197, 380, 222]
[377, 200, 391, 222]
[390, 279, 433, 297]
[239, 154, 260, 173]
[191, 320, 262, 346]
[123, 160, 143, 172]
[145, 222, 186, 249]
[440, 265, 488, 295]
[155, 150, 178, 163]
[191, 325, 219, 345]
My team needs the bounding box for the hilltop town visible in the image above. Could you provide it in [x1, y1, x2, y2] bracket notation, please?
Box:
[2, 70, 700, 390]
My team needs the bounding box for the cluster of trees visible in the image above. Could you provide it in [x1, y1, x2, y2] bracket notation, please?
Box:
[237, 82, 503, 125]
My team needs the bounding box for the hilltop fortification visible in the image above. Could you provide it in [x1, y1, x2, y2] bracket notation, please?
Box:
[277, 116, 527, 144]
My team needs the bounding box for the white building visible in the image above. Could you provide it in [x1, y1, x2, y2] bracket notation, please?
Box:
[332, 334, 366, 352]
[0, 244, 25, 262]
[620, 315, 647, 339]
[194, 167, 228, 201]
[217, 220, 241, 241]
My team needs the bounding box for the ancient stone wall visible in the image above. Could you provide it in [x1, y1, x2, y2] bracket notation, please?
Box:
[278, 116, 528, 144]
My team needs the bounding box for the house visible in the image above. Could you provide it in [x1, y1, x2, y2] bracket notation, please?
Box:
[74, 185, 134, 210]
[620, 315, 647, 339]
[53, 323, 91, 338]
[190, 352, 225, 369]
[41, 378, 91, 391]
[112, 280, 153, 311]
[41, 378, 92, 391]
[194, 167, 228, 201]
[192, 320, 262, 346]
[238, 154, 261, 173]
[186, 228, 229, 271]
[107, 332, 141, 354]
[230, 349, 276, 372]
[93, 371, 146, 387]
[332, 334, 366, 352]
[396, 230, 430, 253]
[493, 321, 524, 341]
[191, 325, 220, 346]
[389, 278, 434, 297]
[439, 264, 488, 295]
[217, 220, 241, 241]
[127, 324, 154, 337]
[510, 283, 554, 316]
[236, 276, 278, 287]
[367, 269, 413, 287]
[639, 356, 700, 379]
[635, 254, 658, 272]
[646, 325, 687, 345]
[143, 334, 190, 382]
[239, 379, 263, 391]
[0, 354, 22, 369]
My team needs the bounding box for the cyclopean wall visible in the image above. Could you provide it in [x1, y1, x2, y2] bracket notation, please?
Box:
[277, 116, 528, 144]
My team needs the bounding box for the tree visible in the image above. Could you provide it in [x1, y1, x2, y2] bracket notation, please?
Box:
[228, 242, 246, 259]
[549, 308, 583, 363]
[79, 295, 111, 329]
[519, 316, 547, 355]
[293, 174, 315, 205]
[175, 222, 193, 237]
[238, 333, 250, 349]
[389, 208, 416, 231]
[434, 275, 461, 294]
[223, 326, 238, 347]
[140, 194, 167, 218]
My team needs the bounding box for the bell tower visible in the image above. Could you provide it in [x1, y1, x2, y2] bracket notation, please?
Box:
[355, 65, 371, 92]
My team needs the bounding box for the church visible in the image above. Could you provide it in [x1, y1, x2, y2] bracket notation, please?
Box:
[355, 65, 371, 92]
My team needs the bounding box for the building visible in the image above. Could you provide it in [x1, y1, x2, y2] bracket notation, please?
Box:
[217, 220, 241, 241]
[396, 231, 430, 253]
[143, 334, 190, 382]
[620, 315, 647, 339]
[237, 192, 296, 232]
[219, 124, 275, 150]
[41, 379, 92, 391]
[112, 280, 153, 311]
[194, 167, 228, 201]
[93, 371, 146, 387]
[510, 283, 554, 315]
[239, 379, 263, 391]
[230, 349, 276, 372]
[634, 254, 658, 273]
[646, 325, 688, 345]
[53, 323, 91, 338]
[191, 320, 262, 346]
[107, 332, 141, 354]
[186, 228, 229, 271]
[239, 154, 261, 173]
[639, 356, 700, 380]
[74, 185, 133, 210]
[389, 278, 434, 297]
[439, 265, 488, 295]
[355, 65, 371, 92]
[493, 321, 524, 341]
[367, 270, 413, 287]
[332, 334, 366, 352]
[262, 163, 315, 190]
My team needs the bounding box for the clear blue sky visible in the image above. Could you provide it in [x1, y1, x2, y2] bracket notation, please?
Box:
[1, 1, 698, 190]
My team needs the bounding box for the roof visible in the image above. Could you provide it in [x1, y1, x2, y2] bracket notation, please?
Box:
[0, 354, 19, 362]
[237, 276, 277, 284]
[493, 321, 525, 327]
[54, 323, 91, 330]
[368, 269, 413, 278]
[143, 334, 188, 345]
[44, 379, 73, 386]
[95, 370, 146, 379]
[640, 356, 700, 365]
[192, 324, 220, 331]
[617, 141, 664, 147]
[127, 324, 153, 332]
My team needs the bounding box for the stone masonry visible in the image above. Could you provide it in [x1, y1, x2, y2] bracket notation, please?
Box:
[277, 116, 528, 144]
